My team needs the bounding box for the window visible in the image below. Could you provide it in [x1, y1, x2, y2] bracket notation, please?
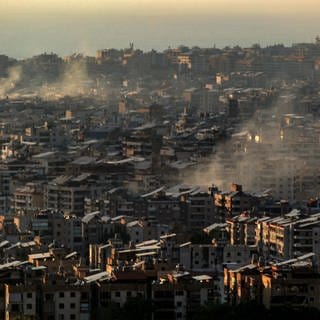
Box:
[26, 304, 32, 310]
[59, 315, 64, 320]
[59, 303, 64, 309]
[27, 292, 33, 299]
[126, 292, 132, 297]
[177, 312, 182, 318]
[115, 292, 120, 297]
[237, 252, 241, 256]
[226, 252, 230, 257]
[177, 301, 182, 307]
[70, 303, 76, 309]
[59, 292, 64, 298]
[70, 292, 76, 298]
[70, 315, 76, 320]
[175, 291, 184, 296]
[80, 303, 89, 312]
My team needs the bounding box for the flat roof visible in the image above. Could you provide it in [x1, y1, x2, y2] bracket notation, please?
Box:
[33, 151, 56, 159]
[192, 275, 212, 281]
[28, 252, 52, 260]
[31, 266, 47, 271]
[136, 251, 157, 257]
[84, 271, 111, 283]
[71, 156, 96, 165]
[141, 186, 165, 198]
[64, 251, 78, 259]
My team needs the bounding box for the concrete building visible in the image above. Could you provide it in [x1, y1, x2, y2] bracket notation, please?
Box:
[262, 259, 320, 309]
[46, 174, 103, 216]
[24, 122, 66, 147]
[223, 244, 256, 265]
[82, 211, 114, 259]
[179, 243, 223, 271]
[186, 190, 216, 230]
[42, 284, 90, 320]
[4, 284, 37, 320]
[224, 253, 319, 309]
[256, 211, 320, 262]
[226, 214, 257, 246]
[153, 271, 222, 320]
[11, 182, 44, 214]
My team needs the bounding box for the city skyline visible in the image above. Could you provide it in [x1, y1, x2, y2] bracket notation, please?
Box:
[0, 0, 320, 58]
[2, 2, 320, 318]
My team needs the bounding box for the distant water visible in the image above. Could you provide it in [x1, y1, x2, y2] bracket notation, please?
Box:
[0, 14, 318, 58]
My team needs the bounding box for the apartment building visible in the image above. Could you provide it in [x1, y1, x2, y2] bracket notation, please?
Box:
[226, 214, 257, 246]
[11, 182, 44, 214]
[82, 211, 115, 259]
[215, 184, 255, 216]
[261, 258, 320, 309]
[4, 284, 38, 320]
[0, 159, 42, 215]
[186, 190, 216, 230]
[96, 271, 147, 308]
[224, 253, 319, 309]
[153, 271, 221, 320]
[46, 174, 103, 216]
[224, 264, 262, 305]
[179, 243, 223, 271]
[223, 245, 256, 265]
[256, 211, 320, 261]
[23, 122, 67, 147]
[42, 284, 90, 320]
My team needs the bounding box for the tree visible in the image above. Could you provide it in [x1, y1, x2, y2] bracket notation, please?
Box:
[96, 301, 122, 320]
[122, 297, 153, 320]
[192, 302, 320, 320]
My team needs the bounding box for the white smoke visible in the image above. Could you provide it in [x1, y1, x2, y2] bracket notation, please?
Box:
[39, 58, 91, 99]
[183, 85, 318, 201]
[0, 65, 22, 97]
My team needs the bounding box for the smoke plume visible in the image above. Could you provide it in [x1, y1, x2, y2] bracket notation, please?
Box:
[0, 65, 22, 97]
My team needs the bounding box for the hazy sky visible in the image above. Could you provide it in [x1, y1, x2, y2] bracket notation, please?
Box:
[1, 0, 319, 58]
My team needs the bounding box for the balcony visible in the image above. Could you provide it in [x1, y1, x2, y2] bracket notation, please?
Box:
[293, 235, 312, 240]
[293, 243, 313, 248]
